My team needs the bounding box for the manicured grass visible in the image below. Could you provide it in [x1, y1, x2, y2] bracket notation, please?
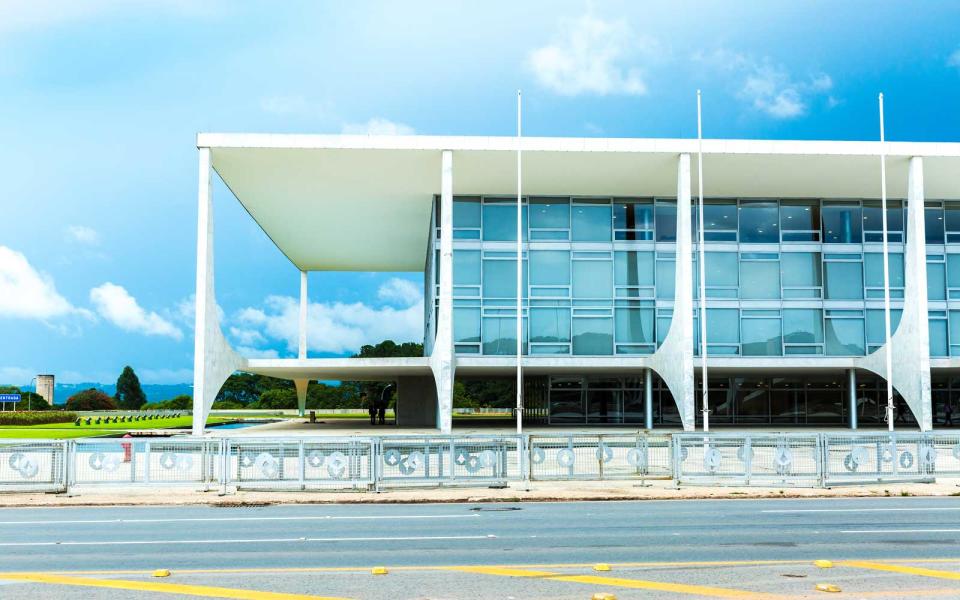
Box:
[0, 416, 231, 439]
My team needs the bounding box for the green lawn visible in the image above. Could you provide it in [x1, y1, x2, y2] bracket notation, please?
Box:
[0, 416, 232, 439]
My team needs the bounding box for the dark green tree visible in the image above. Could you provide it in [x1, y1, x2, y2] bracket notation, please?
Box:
[66, 389, 117, 411]
[0, 386, 50, 410]
[115, 366, 147, 409]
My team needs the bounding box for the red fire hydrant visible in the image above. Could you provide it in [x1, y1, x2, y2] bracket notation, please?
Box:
[122, 433, 133, 463]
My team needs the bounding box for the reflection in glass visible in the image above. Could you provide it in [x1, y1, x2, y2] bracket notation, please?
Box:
[781, 252, 822, 288]
[929, 317, 948, 357]
[530, 307, 571, 343]
[573, 260, 612, 299]
[741, 318, 782, 356]
[926, 203, 945, 244]
[780, 200, 820, 240]
[822, 202, 862, 243]
[783, 309, 824, 344]
[738, 201, 779, 243]
[482, 201, 527, 241]
[572, 201, 612, 241]
[453, 250, 480, 286]
[529, 251, 570, 286]
[928, 260, 946, 301]
[453, 197, 481, 228]
[615, 306, 654, 344]
[740, 260, 780, 299]
[614, 251, 655, 286]
[706, 252, 738, 287]
[453, 307, 480, 343]
[655, 201, 677, 242]
[824, 261, 864, 300]
[529, 197, 569, 229]
[825, 318, 865, 355]
[614, 199, 654, 240]
[706, 308, 740, 344]
[573, 318, 614, 355]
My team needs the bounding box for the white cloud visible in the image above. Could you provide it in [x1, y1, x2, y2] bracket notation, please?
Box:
[90, 282, 183, 340]
[695, 49, 834, 119]
[66, 225, 100, 246]
[377, 278, 421, 307]
[0, 246, 82, 321]
[236, 346, 280, 359]
[527, 13, 655, 96]
[229, 326, 267, 346]
[341, 118, 415, 136]
[949, 48, 960, 69]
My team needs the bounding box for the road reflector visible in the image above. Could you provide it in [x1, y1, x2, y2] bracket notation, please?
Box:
[814, 560, 833, 569]
[371, 567, 388, 575]
[593, 563, 612, 572]
[815, 583, 841, 593]
[152, 570, 171, 578]
[591, 593, 617, 600]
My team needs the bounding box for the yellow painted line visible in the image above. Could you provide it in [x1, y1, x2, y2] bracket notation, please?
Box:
[448, 565, 779, 599]
[839, 560, 960, 581]
[0, 573, 351, 600]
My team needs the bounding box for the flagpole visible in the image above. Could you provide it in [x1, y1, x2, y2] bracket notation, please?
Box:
[879, 93, 894, 432]
[696, 90, 710, 432]
[516, 89, 524, 436]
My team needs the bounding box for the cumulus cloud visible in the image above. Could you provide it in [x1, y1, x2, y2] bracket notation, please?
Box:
[236, 346, 280, 359]
[377, 277, 421, 306]
[66, 225, 99, 245]
[90, 282, 183, 340]
[341, 118, 415, 135]
[0, 246, 83, 321]
[527, 13, 655, 96]
[695, 49, 834, 119]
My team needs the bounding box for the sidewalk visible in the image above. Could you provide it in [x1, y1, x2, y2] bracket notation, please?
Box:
[2, 478, 958, 508]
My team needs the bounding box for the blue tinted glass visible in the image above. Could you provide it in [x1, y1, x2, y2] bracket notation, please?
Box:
[783, 309, 823, 343]
[615, 307, 654, 344]
[572, 203, 612, 241]
[572, 317, 613, 355]
[482, 316, 516, 355]
[866, 309, 903, 344]
[453, 250, 480, 286]
[530, 250, 570, 286]
[614, 251, 654, 286]
[482, 203, 527, 241]
[928, 261, 946, 300]
[864, 253, 904, 289]
[951, 311, 960, 355]
[862, 200, 903, 233]
[822, 203, 862, 243]
[781, 252, 822, 287]
[930, 318, 948, 356]
[824, 261, 864, 299]
[614, 200, 654, 233]
[780, 200, 820, 232]
[705, 252, 738, 287]
[656, 314, 672, 346]
[740, 260, 780, 299]
[706, 308, 739, 343]
[655, 201, 677, 242]
[738, 201, 779, 243]
[948, 254, 960, 288]
[702, 201, 737, 231]
[741, 318, 782, 356]
[656, 258, 675, 299]
[530, 307, 570, 343]
[926, 204, 945, 244]
[530, 198, 569, 229]
[573, 260, 612, 299]
[825, 318, 865, 355]
[482, 259, 527, 298]
[453, 197, 481, 228]
[453, 307, 480, 343]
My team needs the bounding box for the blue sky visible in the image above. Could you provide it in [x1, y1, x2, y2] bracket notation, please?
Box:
[2, 0, 959, 386]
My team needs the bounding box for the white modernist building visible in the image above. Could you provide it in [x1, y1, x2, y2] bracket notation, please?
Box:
[192, 133, 960, 435]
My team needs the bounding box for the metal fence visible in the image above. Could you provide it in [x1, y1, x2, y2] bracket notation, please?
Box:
[673, 433, 823, 486]
[228, 438, 375, 491]
[528, 433, 671, 480]
[0, 439, 68, 493]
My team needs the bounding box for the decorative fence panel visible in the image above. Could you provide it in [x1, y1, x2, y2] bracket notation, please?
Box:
[377, 435, 520, 488]
[528, 434, 671, 480]
[673, 433, 822, 486]
[0, 439, 67, 492]
[822, 433, 936, 485]
[228, 438, 375, 491]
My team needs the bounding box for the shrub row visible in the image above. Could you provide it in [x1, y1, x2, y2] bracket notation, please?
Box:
[0, 411, 78, 426]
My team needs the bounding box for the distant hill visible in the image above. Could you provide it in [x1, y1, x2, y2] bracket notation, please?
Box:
[23, 382, 193, 405]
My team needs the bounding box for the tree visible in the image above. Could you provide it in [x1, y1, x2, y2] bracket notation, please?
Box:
[0, 386, 50, 411]
[115, 366, 147, 409]
[66, 389, 117, 411]
[252, 388, 297, 409]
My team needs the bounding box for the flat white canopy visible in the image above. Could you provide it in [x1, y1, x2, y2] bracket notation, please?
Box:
[201, 133, 960, 272]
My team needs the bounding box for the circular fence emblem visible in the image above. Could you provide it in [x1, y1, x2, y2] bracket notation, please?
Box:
[176, 454, 193, 471]
[557, 448, 576, 468]
[737, 446, 754, 463]
[326, 451, 347, 479]
[595, 444, 613, 464]
[920, 447, 937, 469]
[383, 449, 401, 466]
[899, 450, 914, 470]
[16, 456, 38, 479]
[531, 447, 545, 464]
[89, 452, 120, 473]
[398, 451, 425, 476]
[881, 447, 895, 463]
[626, 448, 647, 469]
[774, 447, 793, 474]
[254, 452, 279, 479]
[703, 448, 722, 472]
[679, 446, 689, 462]
[464, 454, 482, 474]
[8, 453, 24, 471]
[307, 450, 325, 468]
[455, 449, 471, 466]
[159, 452, 178, 470]
[479, 450, 496, 468]
[843, 446, 869, 472]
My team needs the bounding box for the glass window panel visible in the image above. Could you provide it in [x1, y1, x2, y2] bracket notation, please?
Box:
[866, 308, 903, 343]
[572, 202, 612, 241]
[613, 199, 654, 236]
[738, 201, 779, 243]
[926, 204, 945, 244]
[573, 317, 614, 355]
[615, 307, 654, 344]
[453, 307, 480, 343]
[453, 250, 480, 286]
[706, 308, 739, 343]
[824, 261, 864, 300]
[482, 202, 527, 241]
[550, 389, 584, 423]
[655, 201, 677, 242]
[822, 202, 862, 243]
[452, 197, 481, 228]
[783, 309, 824, 344]
[614, 251, 654, 286]
[656, 258, 675, 300]
[529, 250, 570, 286]
[928, 261, 946, 301]
[706, 252, 738, 287]
[573, 260, 612, 299]
[702, 200, 737, 231]
[780, 200, 820, 232]
[482, 259, 527, 298]
[825, 318, 865, 355]
[951, 311, 960, 355]
[530, 307, 570, 343]
[863, 253, 904, 289]
[945, 202, 960, 232]
[781, 252, 822, 288]
[529, 197, 569, 229]
[929, 318, 948, 357]
[740, 260, 781, 299]
[482, 316, 519, 355]
[948, 254, 960, 288]
[741, 318, 782, 356]
[862, 200, 903, 232]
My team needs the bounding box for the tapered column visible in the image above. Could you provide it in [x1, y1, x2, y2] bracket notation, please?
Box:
[430, 150, 456, 433]
[644, 368, 654, 430]
[848, 369, 858, 430]
[299, 270, 308, 359]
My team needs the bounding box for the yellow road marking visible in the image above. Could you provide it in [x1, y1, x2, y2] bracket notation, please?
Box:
[448, 565, 779, 599]
[0, 573, 351, 600]
[839, 560, 960, 581]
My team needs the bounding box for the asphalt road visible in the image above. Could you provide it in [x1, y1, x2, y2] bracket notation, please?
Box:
[1, 496, 959, 598]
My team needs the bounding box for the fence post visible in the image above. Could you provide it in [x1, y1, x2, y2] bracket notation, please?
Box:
[219, 438, 229, 496]
[744, 436, 753, 485]
[373, 437, 382, 493]
[143, 441, 151, 484]
[61, 440, 70, 494]
[298, 439, 305, 491]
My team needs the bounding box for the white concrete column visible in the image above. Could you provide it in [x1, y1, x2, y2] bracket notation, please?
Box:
[191, 147, 245, 435]
[644, 368, 654, 430]
[430, 150, 456, 433]
[294, 379, 309, 418]
[648, 153, 696, 431]
[298, 270, 308, 360]
[848, 368, 858, 430]
[856, 156, 932, 430]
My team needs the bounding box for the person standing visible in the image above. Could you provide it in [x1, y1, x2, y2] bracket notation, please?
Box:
[378, 383, 393, 425]
[362, 391, 375, 425]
